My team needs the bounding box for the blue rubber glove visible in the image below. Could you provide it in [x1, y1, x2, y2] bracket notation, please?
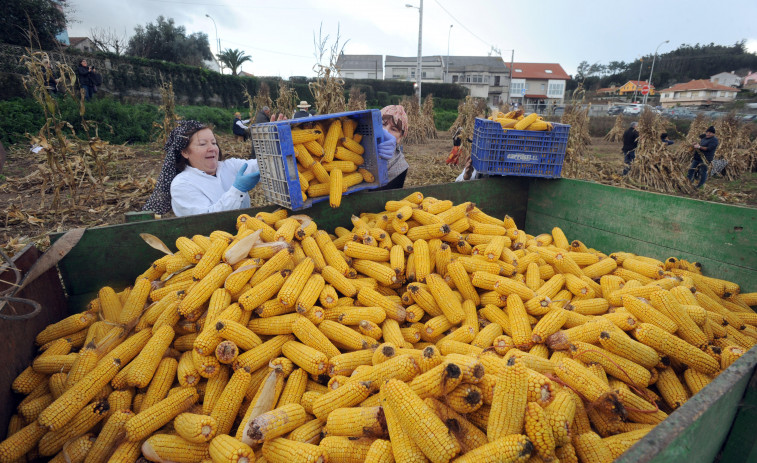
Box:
[377, 128, 397, 161]
[232, 164, 260, 192]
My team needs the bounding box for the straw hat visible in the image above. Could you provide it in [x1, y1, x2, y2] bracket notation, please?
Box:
[296, 101, 311, 109]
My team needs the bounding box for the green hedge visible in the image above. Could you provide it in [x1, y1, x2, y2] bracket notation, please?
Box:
[0, 97, 247, 145]
[0, 96, 461, 146]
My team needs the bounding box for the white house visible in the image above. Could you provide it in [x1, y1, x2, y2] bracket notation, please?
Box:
[710, 71, 742, 88]
[384, 55, 510, 106]
[335, 54, 383, 80]
[68, 37, 96, 53]
[659, 79, 739, 108]
[504, 62, 570, 108]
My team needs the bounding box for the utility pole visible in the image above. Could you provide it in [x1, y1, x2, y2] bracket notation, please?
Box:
[632, 58, 643, 103]
[645, 40, 670, 105]
[406, 1, 423, 110]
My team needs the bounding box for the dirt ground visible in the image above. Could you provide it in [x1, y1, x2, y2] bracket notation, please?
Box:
[1, 130, 755, 255]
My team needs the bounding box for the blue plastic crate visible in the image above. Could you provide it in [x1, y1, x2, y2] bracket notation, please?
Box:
[471, 118, 571, 178]
[250, 109, 387, 211]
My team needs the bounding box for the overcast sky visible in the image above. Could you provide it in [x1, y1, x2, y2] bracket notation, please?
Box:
[65, 0, 757, 78]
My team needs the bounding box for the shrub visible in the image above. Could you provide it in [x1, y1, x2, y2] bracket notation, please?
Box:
[434, 109, 457, 131]
[0, 98, 44, 145]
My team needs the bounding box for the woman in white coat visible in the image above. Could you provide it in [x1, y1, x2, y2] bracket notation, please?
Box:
[143, 120, 260, 217]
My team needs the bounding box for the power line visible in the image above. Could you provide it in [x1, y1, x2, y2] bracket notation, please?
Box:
[220, 38, 312, 59]
[433, 0, 496, 52]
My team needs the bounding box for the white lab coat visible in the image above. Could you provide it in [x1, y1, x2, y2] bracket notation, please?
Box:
[171, 158, 258, 217]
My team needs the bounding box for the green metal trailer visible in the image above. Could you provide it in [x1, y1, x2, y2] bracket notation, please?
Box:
[1, 177, 755, 461]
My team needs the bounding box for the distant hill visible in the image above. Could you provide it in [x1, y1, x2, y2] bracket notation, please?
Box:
[570, 41, 757, 92]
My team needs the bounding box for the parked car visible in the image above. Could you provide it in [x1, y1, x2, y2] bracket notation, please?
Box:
[740, 114, 757, 122]
[607, 106, 625, 116]
[623, 104, 659, 115]
[663, 108, 697, 119]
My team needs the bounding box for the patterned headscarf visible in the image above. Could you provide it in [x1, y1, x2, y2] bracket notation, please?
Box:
[381, 105, 408, 138]
[142, 120, 206, 214]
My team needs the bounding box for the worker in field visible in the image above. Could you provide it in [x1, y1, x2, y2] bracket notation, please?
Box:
[142, 120, 260, 217]
[254, 106, 271, 124]
[687, 126, 719, 188]
[621, 121, 639, 175]
[293, 101, 312, 119]
[377, 105, 408, 190]
[232, 112, 250, 142]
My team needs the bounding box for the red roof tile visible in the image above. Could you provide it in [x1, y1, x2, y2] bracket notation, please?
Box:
[505, 63, 570, 80]
[660, 79, 739, 93]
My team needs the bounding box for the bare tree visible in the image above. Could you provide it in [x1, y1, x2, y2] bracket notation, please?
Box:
[90, 27, 128, 55]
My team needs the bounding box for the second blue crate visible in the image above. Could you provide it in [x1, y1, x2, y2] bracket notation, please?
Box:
[471, 117, 570, 178]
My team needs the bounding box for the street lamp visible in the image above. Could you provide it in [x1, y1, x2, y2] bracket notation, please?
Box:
[205, 14, 220, 55]
[632, 57, 643, 103]
[445, 24, 453, 83]
[644, 39, 670, 105]
[405, 2, 423, 110]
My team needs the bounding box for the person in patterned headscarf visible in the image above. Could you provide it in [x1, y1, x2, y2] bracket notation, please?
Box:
[377, 104, 409, 190]
[142, 120, 260, 217]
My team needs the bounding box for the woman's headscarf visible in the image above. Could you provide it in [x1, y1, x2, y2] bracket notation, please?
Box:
[381, 105, 408, 138]
[142, 120, 206, 214]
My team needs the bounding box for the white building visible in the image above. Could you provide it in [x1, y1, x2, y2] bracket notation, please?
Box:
[659, 79, 739, 108]
[335, 54, 383, 80]
[504, 62, 569, 108]
[710, 71, 743, 88]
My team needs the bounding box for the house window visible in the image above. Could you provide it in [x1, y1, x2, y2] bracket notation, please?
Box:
[674, 93, 680, 99]
[515, 69, 522, 73]
[452, 75, 459, 83]
[494, 76, 500, 86]
[465, 74, 483, 83]
[422, 71, 427, 78]
[547, 82, 563, 97]
[411, 70, 415, 78]
[511, 81, 525, 95]
[687, 92, 692, 98]
[392, 69, 407, 79]
[700, 91, 707, 97]
[545, 70, 553, 74]
[541, 84, 545, 91]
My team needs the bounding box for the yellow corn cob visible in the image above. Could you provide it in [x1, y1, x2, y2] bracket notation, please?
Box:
[276, 257, 314, 308]
[38, 357, 121, 431]
[380, 389, 427, 463]
[597, 327, 660, 370]
[328, 168, 343, 208]
[322, 119, 342, 162]
[124, 387, 199, 441]
[117, 277, 153, 325]
[173, 413, 218, 444]
[573, 432, 614, 463]
[633, 323, 719, 375]
[656, 367, 689, 410]
[38, 399, 109, 456]
[239, 270, 290, 311]
[234, 334, 294, 372]
[649, 290, 707, 348]
[353, 259, 398, 286]
[292, 316, 341, 358]
[291, 128, 322, 145]
[412, 239, 431, 283]
[312, 380, 372, 420]
[141, 357, 178, 410]
[425, 273, 464, 324]
[245, 403, 308, 445]
[209, 434, 255, 463]
[324, 406, 387, 438]
[47, 433, 94, 463]
[126, 324, 175, 388]
[142, 434, 210, 463]
[319, 436, 374, 462]
[83, 409, 134, 463]
[35, 312, 97, 346]
[261, 437, 327, 463]
[569, 341, 651, 388]
[381, 378, 460, 462]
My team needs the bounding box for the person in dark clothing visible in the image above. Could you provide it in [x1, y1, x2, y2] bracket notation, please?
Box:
[232, 112, 250, 142]
[254, 106, 271, 124]
[660, 133, 674, 146]
[292, 101, 311, 119]
[77, 59, 94, 101]
[687, 126, 719, 188]
[621, 122, 639, 175]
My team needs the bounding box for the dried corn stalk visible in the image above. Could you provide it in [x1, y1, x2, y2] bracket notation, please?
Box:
[448, 96, 486, 165]
[274, 80, 299, 119]
[401, 95, 437, 144]
[560, 86, 591, 177]
[604, 115, 626, 143]
[253, 81, 273, 119]
[346, 86, 367, 111]
[627, 110, 693, 194]
[154, 79, 180, 146]
[713, 112, 752, 181]
[309, 24, 347, 114]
